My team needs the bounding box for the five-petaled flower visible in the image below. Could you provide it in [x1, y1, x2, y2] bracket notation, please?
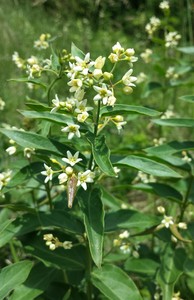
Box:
[77, 170, 95, 190]
[62, 151, 82, 166]
[61, 123, 81, 139]
[93, 84, 113, 105]
[41, 164, 54, 183]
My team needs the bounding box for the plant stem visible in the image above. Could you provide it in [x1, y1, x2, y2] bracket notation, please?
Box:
[9, 241, 19, 263]
[88, 100, 101, 170]
[45, 182, 53, 211]
[86, 242, 93, 300]
[179, 174, 193, 222]
[187, 0, 193, 46]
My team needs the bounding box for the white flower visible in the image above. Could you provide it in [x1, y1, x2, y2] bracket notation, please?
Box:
[68, 78, 83, 93]
[182, 151, 192, 163]
[75, 99, 93, 114]
[77, 112, 89, 123]
[136, 72, 147, 84]
[94, 56, 106, 69]
[12, 51, 25, 69]
[165, 67, 179, 79]
[112, 42, 124, 54]
[62, 151, 82, 166]
[120, 243, 131, 254]
[178, 222, 187, 230]
[93, 84, 113, 105]
[24, 147, 35, 158]
[74, 53, 94, 75]
[34, 33, 50, 50]
[145, 16, 161, 37]
[6, 146, 17, 155]
[140, 49, 153, 63]
[161, 215, 174, 228]
[122, 69, 137, 87]
[58, 172, 68, 184]
[0, 97, 5, 110]
[77, 170, 95, 190]
[50, 94, 65, 113]
[165, 31, 181, 48]
[0, 170, 12, 190]
[27, 56, 39, 65]
[159, 1, 170, 10]
[63, 241, 73, 249]
[61, 123, 81, 139]
[41, 164, 54, 183]
[119, 230, 130, 239]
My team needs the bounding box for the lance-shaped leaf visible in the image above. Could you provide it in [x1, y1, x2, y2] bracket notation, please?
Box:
[20, 110, 74, 126]
[9, 263, 58, 300]
[178, 46, 194, 54]
[145, 141, 194, 156]
[124, 258, 160, 277]
[25, 234, 86, 270]
[78, 188, 104, 267]
[0, 129, 68, 155]
[0, 260, 33, 300]
[131, 183, 183, 202]
[71, 42, 85, 59]
[9, 77, 47, 88]
[179, 95, 194, 103]
[100, 104, 161, 117]
[115, 155, 181, 178]
[92, 264, 143, 300]
[153, 118, 194, 127]
[86, 133, 115, 176]
[157, 246, 186, 300]
[105, 209, 160, 232]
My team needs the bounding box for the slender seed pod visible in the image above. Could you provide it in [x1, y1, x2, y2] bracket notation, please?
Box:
[67, 174, 78, 208]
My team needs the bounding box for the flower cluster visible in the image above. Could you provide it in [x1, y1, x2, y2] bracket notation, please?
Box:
[159, 0, 170, 11]
[0, 97, 5, 110]
[166, 66, 179, 80]
[161, 105, 175, 119]
[134, 171, 156, 184]
[113, 230, 139, 256]
[145, 16, 161, 38]
[140, 48, 153, 63]
[43, 233, 73, 251]
[0, 170, 12, 191]
[34, 33, 51, 50]
[41, 151, 95, 194]
[165, 31, 181, 48]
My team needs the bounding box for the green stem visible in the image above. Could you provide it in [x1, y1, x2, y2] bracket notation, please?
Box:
[187, 0, 193, 45]
[88, 100, 101, 170]
[86, 242, 93, 300]
[179, 174, 193, 222]
[45, 182, 53, 211]
[9, 241, 19, 263]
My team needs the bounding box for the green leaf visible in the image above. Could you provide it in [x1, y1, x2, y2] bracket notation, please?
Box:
[142, 81, 163, 98]
[51, 47, 61, 72]
[0, 260, 33, 300]
[92, 264, 143, 300]
[105, 209, 159, 232]
[19, 110, 74, 126]
[0, 129, 67, 155]
[0, 210, 84, 248]
[9, 78, 47, 88]
[145, 141, 194, 156]
[179, 95, 194, 103]
[100, 104, 161, 117]
[157, 246, 186, 300]
[153, 118, 194, 127]
[124, 258, 160, 276]
[9, 263, 58, 300]
[132, 183, 182, 202]
[115, 155, 181, 178]
[101, 187, 122, 209]
[25, 235, 86, 270]
[178, 46, 194, 54]
[87, 134, 116, 176]
[71, 42, 85, 59]
[79, 188, 104, 267]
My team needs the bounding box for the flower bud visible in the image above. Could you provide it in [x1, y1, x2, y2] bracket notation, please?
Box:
[123, 86, 133, 94]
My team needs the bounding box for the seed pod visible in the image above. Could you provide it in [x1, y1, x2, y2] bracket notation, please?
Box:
[67, 174, 78, 208]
